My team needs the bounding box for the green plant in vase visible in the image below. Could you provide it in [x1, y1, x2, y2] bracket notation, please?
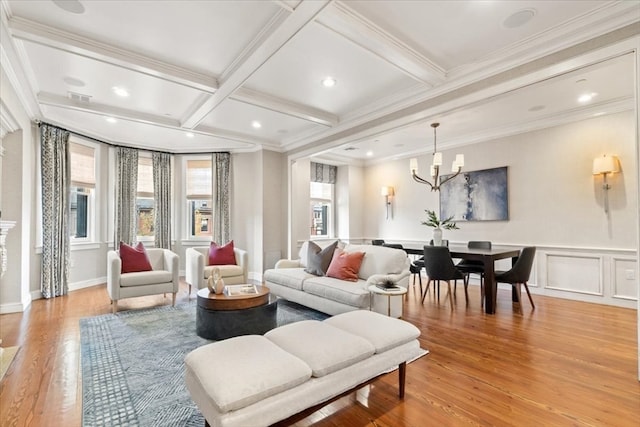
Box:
[421, 210, 459, 246]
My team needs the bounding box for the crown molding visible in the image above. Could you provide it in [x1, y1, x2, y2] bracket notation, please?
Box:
[317, 1, 445, 85]
[0, 99, 19, 140]
[8, 17, 219, 93]
[37, 91, 277, 149]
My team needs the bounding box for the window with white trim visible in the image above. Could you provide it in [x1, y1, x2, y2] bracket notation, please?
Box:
[309, 162, 336, 238]
[136, 156, 155, 239]
[69, 141, 96, 242]
[186, 158, 213, 239]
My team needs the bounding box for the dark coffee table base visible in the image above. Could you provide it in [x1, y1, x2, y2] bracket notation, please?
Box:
[196, 297, 278, 340]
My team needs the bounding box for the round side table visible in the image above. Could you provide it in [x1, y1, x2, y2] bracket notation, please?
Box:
[368, 284, 407, 318]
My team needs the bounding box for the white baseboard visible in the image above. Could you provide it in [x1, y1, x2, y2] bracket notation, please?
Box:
[69, 277, 106, 292]
[0, 298, 31, 314]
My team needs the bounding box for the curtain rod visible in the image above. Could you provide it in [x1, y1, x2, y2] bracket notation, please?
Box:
[36, 120, 230, 156]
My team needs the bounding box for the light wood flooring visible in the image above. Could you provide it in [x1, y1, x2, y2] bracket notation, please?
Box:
[0, 279, 638, 426]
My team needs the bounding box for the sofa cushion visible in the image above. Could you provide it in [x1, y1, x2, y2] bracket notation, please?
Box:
[184, 335, 311, 413]
[326, 248, 365, 282]
[302, 276, 369, 308]
[264, 268, 316, 291]
[119, 270, 172, 287]
[343, 244, 407, 280]
[119, 242, 152, 273]
[208, 241, 237, 265]
[204, 264, 244, 279]
[304, 240, 338, 276]
[324, 310, 421, 354]
[265, 320, 374, 377]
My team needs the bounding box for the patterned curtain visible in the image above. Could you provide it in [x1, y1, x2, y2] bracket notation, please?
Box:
[152, 152, 171, 249]
[212, 152, 230, 244]
[310, 162, 337, 184]
[115, 147, 138, 245]
[40, 124, 70, 298]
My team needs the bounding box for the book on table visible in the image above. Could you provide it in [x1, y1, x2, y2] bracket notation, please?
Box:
[225, 284, 258, 296]
[375, 283, 400, 291]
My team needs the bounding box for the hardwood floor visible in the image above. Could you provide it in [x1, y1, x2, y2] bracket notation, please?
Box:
[0, 279, 638, 426]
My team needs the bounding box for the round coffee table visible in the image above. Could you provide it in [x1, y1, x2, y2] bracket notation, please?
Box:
[196, 285, 277, 340]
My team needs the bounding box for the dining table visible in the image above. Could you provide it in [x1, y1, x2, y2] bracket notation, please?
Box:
[401, 243, 522, 314]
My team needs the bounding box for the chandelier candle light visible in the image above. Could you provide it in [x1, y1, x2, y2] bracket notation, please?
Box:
[410, 123, 464, 191]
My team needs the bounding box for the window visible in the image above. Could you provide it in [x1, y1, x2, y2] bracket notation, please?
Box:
[136, 156, 154, 238]
[69, 142, 96, 241]
[186, 158, 213, 238]
[310, 181, 333, 237]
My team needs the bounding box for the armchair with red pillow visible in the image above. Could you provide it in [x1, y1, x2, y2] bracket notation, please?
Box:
[185, 241, 248, 296]
[107, 242, 179, 313]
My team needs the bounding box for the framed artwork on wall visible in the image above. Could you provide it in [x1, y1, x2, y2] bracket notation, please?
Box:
[440, 166, 508, 221]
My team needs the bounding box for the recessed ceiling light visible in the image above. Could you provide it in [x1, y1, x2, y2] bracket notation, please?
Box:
[593, 112, 606, 117]
[105, 117, 117, 124]
[321, 77, 337, 88]
[52, 0, 85, 14]
[502, 8, 536, 29]
[251, 121, 262, 129]
[578, 93, 597, 103]
[366, 151, 373, 157]
[112, 86, 129, 97]
[186, 132, 194, 138]
[63, 76, 85, 87]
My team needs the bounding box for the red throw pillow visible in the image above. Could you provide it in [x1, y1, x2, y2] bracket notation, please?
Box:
[326, 249, 365, 282]
[119, 242, 152, 273]
[208, 241, 237, 265]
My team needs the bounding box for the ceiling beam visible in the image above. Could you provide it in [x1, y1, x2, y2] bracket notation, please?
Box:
[182, 0, 332, 129]
[317, 1, 445, 86]
[8, 17, 219, 93]
[232, 87, 338, 127]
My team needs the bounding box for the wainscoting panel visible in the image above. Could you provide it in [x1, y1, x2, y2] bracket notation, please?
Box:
[612, 256, 638, 300]
[545, 253, 603, 295]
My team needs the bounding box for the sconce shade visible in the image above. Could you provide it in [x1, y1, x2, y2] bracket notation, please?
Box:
[593, 155, 620, 175]
[381, 186, 394, 197]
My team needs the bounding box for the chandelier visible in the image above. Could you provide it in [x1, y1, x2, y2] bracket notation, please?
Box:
[409, 123, 464, 191]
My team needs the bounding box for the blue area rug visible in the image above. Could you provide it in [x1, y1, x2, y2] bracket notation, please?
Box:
[80, 299, 328, 426]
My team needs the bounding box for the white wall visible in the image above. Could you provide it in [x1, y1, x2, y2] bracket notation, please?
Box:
[364, 111, 638, 308]
[0, 66, 34, 313]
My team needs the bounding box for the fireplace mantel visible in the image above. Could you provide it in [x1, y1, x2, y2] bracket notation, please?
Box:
[0, 220, 16, 277]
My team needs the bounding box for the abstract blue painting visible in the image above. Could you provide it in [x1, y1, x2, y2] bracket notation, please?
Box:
[440, 166, 508, 221]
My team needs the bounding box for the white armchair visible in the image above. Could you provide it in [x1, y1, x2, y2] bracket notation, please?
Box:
[107, 248, 179, 313]
[185, 247, 248, 296]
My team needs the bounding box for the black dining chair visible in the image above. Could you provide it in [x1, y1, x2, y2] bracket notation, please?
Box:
[456, 241, 492, 305]
[422, 246, 465, 310]
[494, 247, 536, 314]
[383, 243, 423, 295]
[371, 239, 385, 246]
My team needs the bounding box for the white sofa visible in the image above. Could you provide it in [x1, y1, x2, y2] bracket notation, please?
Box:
[263, 242, 410, 316]
[107, 248, 179, 313]
[185, 247, 248, 296]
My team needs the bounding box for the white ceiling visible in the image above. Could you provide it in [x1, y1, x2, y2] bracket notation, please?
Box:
[1, 0, 638, 161]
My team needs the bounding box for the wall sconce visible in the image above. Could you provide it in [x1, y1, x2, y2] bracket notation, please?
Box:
[381, 186, 394, 219]
[592, 154, 620, 213]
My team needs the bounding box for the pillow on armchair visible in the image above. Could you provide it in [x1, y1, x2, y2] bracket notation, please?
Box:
[208, 241, 237, 265]
[119, 242, 153, 273]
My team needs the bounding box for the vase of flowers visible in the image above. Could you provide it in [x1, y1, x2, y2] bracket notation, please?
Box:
[421, 210, 459, 246]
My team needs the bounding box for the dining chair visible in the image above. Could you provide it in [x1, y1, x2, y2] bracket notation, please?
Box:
[456, 241, 492, 305]
[421, 246, 465, 310]
[383, 243, 423, 295]
[494, 246, 536, 314]
[371, 239, 385, 246]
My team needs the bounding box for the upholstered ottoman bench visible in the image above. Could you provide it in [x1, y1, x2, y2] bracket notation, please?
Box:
[185, 310, 423, 427]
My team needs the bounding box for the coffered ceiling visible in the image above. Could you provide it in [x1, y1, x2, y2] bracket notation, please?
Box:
[1, 0, 638, 162]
